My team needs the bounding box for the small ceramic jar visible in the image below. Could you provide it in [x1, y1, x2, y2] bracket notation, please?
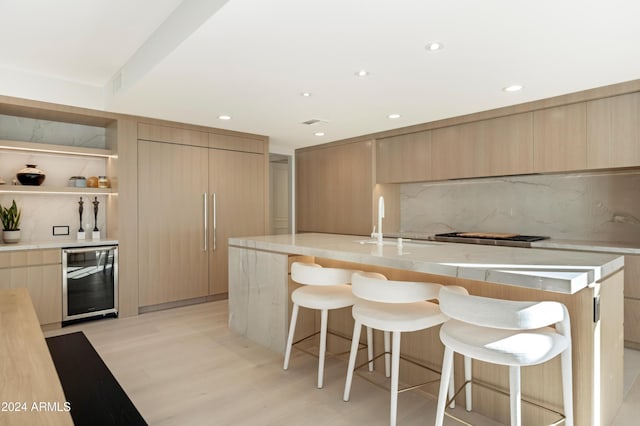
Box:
[75, 177, 87, 188]
[87, 176, 99, 188]
[98, 176, 110, 188]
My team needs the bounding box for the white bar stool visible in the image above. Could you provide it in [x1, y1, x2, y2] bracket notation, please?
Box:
[343, 271, 468, 426]
[283, 262, 373, 389]
[435, 286, 573, 426]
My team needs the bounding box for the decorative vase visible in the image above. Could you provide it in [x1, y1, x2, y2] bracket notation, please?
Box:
[2, 229, 21, 244]
[17, 164, 46, 186]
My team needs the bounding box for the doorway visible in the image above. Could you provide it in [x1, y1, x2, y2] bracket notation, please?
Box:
[269, 154, 292, 234]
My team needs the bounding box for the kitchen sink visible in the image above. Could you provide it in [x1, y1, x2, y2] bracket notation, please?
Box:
[355, 239, 438, 247]
[355, 239, 397, 246]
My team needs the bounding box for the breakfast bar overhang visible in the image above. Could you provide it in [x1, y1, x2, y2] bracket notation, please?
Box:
[228, 233, 625, 425]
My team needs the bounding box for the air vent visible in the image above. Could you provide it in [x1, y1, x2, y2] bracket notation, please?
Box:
[301, 119, 328, 126]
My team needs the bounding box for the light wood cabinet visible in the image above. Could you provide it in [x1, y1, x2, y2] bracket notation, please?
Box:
[587, 92, 640, 169]
[209, 133, 265, 154]
[138, 127, 268, 306]
[624, 255, 640, 347]
[138, 122, 208, 147]
[533, 103, 587, 172]
[430, 126, 475, 180]
[296, 140, 374, 235]
[431, 113, 533, 180]
[624, 255, 640, 299]
[372, 90, 639, 182]
[0, 248, 62, 325]
[376, 131, 432, 183]
[137, 140, 209, 307]
[209, 149, 266, 296]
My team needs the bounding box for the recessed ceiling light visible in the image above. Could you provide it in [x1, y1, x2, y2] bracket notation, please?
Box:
[218, 115, 231, 120]
[503, 85, 523, 92]
[355, 70, 369, 77]
[388, 114, 401, 119]
[301, 92, 312, 97]
[425, 41, 444, 51]
[314, 132, 325, 137]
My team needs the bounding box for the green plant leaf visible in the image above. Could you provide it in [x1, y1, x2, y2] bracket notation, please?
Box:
[0, 199, 21, 230]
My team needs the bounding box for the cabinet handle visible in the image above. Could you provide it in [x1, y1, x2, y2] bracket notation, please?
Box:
[203, 192, 208, 252]
[212, 192, 217, 251]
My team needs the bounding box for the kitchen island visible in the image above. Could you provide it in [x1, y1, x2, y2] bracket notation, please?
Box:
[228, 233, 624, 425]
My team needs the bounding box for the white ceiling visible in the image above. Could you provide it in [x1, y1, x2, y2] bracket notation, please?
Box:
[1, 0, 640, 153]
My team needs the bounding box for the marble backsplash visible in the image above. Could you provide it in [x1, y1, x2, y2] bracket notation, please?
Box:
[0, 114, 106, 148]
[1, 113, 110, 243]
[0, 194, 108, 243]
[400, 170, 640, 244]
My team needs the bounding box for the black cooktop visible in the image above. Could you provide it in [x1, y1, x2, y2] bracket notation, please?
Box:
[433, 232, 549, 248]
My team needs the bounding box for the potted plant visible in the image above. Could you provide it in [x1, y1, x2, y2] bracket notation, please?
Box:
[0, 200, 22, 243]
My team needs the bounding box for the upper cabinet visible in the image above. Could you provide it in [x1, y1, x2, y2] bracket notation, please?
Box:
[138, 122, 267, 154]
[296, 140, 374, 235]
[430, 125, 476, 180]
[431, 113, 533, 180]
[209, 133, 266, 154]
[533, 103, 587, 173]
[370, 85, 640, 184]
[376, 131, 432, 183]
[377, 113, 533, 183]
[138, 122, 208, 147]
[587, 92, 640, 169]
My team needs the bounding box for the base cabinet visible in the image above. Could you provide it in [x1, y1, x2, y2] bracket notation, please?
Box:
[623, 255, 640, 348]
[0, 249, 62, 325]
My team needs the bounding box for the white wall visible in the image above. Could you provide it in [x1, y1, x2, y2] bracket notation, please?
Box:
[0, 68, 104, 110]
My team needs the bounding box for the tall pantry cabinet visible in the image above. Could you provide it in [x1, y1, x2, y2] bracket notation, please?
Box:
[137, 124, 268, 309]
[208, 135, 267, 296]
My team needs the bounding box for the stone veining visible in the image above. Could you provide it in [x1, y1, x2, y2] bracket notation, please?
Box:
[401, 170, 640, 244]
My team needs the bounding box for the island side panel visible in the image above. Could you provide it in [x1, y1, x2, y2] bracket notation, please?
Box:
[315, 257, 623, 426]
[599, 270, 624, 425]
[228, 246, 289, 352]
[460, 276, 594, 426]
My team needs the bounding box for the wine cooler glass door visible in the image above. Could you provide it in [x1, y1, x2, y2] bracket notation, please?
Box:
[62, 245, 118, 324]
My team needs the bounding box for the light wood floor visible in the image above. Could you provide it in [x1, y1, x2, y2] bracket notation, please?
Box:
[45, 301, 639, 426]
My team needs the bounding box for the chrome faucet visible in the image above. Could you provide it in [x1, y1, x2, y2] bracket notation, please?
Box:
[371, 196, 385, 245]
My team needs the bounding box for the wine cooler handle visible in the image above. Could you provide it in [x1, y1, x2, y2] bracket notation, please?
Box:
[203, 192, 208, 252]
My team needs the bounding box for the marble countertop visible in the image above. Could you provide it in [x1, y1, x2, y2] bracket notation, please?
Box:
[0, 239, 118, 252]
[387, 232, 640, 255]
[229, 233, 624, 294]
[531, 239, 640, 254]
